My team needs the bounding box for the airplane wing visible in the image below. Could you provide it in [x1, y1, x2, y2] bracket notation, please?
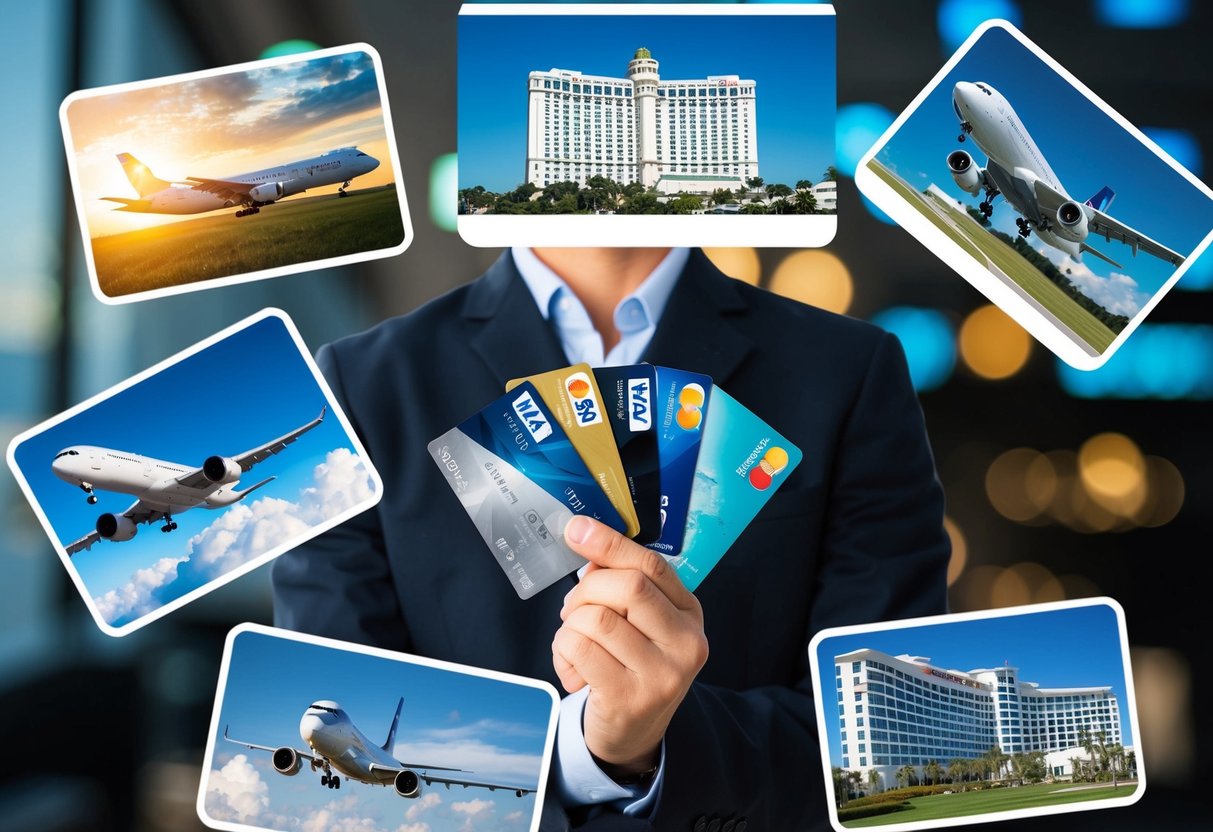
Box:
[366, 763, 535, 796]
[223, 726, 321, 763]
[172, 407, 327, 489]
[65, 499, 166, 556]
[186, 177, 256, 202]
[1032, 179, 1186, 266]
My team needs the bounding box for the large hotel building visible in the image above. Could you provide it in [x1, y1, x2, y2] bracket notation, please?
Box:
[834, 649, 1122, 783]
[525, 48, 758, 192]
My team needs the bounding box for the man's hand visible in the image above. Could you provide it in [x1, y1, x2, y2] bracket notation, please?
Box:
[553, 515, 709, 779]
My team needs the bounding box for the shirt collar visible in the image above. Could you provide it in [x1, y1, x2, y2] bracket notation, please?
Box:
[511, 247, 690, 326]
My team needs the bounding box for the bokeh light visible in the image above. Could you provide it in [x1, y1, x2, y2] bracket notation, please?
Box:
[836, 103, 894, 179]
[1136, 456, 1185, 527]
[430, 152, 458, 232]
[1079, 432, 1146, 516]
[1130, 647, 1194, 786]
[1056, 324, 1213, 398]
[944, 516, 967, 586]
[1177, 247, 1213, 291]
[870, 307, 956, 392]
[986, 448, 1046, 523]
[704, 247, 761, 285]
[1095, 0, 1190, 29]
[959, 304, 1032, 379]
[937, 0, 1022, 54]
[259, 39, 322, 59]
[769, 251, 853, 314]
[1142, 127, 1203, 177]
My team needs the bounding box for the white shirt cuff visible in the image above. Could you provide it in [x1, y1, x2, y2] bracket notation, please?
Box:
[554, 687, 665, 817]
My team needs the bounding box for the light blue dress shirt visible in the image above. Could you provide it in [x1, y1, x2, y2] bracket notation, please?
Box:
[511, 246, 689, 817]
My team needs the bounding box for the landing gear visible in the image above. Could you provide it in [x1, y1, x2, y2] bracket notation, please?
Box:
[81, 484, 97, 504]
[337, 180, 351, 198]
[160, 516, 178, 533]
[1016, 217, 1032, 239]
[320, 770, 340, 789]
[978, 186, 1000, 219]
[979, 200, 993, 218]
[958, 121, 973, 142]
[235, 205, 261, 218]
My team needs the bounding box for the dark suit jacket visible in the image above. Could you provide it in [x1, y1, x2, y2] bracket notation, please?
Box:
[272, 250, 950, 830]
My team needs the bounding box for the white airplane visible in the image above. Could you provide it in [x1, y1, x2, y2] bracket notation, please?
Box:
[102, 147, 380, 218]
[51, 408, 325, 556]
[947, 80, 1185, 269]
[224, 698, 536, 800]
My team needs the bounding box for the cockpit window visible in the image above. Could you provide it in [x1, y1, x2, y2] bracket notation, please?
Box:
[975, 83, 992, 95]
[54, 450, 80, 459]
[356, 152, 368, 157]
[308, 704, 344, 717]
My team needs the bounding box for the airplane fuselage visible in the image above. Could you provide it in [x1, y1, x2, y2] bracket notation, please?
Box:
[300, 704, 400, 785]
[113, 147, 380, 215]
[952, 81, 1084, 258]
[51, 445, 243, 513]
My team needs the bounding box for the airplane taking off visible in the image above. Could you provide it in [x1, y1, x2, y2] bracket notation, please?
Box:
[225, 698, 536, 800]
[101, 147, 380, 218]
[51, 408, 325, 556]
[947, 81, 1185, 269]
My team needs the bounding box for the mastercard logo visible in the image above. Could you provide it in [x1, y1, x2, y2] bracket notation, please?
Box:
[748, 446, 789, 490]
[675, 383, 705, 431]
[567, 378, 591, 398]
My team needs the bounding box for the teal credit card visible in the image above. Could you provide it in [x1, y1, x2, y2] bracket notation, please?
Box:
[673, 387, 803, 591]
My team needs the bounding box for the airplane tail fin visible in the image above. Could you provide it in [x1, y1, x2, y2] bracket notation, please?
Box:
[1084, 185, 1117, 214]
[1081, 242, 1124, 269]
[382, 697, 403, 752]
[233, 476, 275, 499]
[116, 152, 172, 197]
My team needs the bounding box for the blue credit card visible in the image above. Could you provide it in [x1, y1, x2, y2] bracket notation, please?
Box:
[592, 364, 662, 544]
[644, 366, 713, 558]
[674, 387, 803, 591]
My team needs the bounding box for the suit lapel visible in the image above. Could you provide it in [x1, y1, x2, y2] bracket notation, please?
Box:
[465, 252, 569, 386]
[642, 249, 755, 387]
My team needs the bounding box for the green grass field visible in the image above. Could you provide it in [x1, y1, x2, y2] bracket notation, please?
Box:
[843, 781, 1138, 827]
[867, 160, 1118, 354]
[91, 185, 405, 297]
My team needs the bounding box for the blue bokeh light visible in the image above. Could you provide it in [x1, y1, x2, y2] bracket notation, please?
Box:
[431, 153, 458, 232]
[1057, 324, 1213, 399]
[1142, 127, 1203, 177]
[1094, 0, 1190, 29]
[1177, 246, 1213, 292]
[836, 102, 894, 179]
[936, 0, 1022, 54]
[870, 307, 956, 392]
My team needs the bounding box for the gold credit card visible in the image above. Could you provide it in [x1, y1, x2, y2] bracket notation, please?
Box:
[506, 364, 641, 538]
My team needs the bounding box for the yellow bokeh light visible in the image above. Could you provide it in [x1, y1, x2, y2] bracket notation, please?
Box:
[1137, 456, 1185, 527]
[704, 247, 761, 285]
[769, 250, 853, 314]
[985, 448, 1045, 522]
[1058, 573, 1101, 599]
[989, 567, 1032, 608]
[951, 564, 1002, 612]
[958, 305, 1032, 380]
[1023, 453, 1058, 512]
[1079, 432, 1147, 517]
[944, 516, 967, 586]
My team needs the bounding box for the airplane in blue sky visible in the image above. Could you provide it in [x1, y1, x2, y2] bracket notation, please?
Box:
[51, 407, 324, 556]
[947, 80, 1185, 269]
[225, 697, 537, 800]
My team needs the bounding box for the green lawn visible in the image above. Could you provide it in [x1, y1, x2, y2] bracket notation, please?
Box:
[867, 159, 1117, 354]
[91, 185, 405, 297]
[843, 781, 1139, 827]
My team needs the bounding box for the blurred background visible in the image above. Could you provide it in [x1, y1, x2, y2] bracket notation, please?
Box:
[0, 0, 1207, 829]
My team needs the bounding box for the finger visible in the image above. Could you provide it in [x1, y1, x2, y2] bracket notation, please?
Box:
[552, 644, 586, 694]
[560, 569, 684, 644]
[552, 620, 629, 691]
[562, 603, 661, 673]
[564, 516, 697, 611]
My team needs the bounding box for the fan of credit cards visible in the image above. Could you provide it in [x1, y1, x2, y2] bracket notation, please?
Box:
[427, 364, 802, 599]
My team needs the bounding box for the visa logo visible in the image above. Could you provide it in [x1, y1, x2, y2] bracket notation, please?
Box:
[565, 372, 603, 427]
[512, 389, 553, 442]
[627, 378, 651, 432]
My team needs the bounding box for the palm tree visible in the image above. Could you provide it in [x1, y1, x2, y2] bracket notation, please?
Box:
[1107, 743, 1125, 788]
[796, 178, 813, 190]
[984, 745, 1007, 783]
[1079, 727, 1096, 782]
[924, 759, 943, 787]
[793, 188, 818, 214]
[1069, 756, 1084, 783]
[947, 758, 967, 791]
[848, 770, 863, 799]
[867, 768, 883, 795]
[831, 766, 848, 807]
[896, 764, 915, 789]
[1125, 750, 1137, 780]
[746, 175, 764, 192]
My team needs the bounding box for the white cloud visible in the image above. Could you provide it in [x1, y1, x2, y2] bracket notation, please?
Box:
[405, 792, 441, 821]
[1035, 244, 1148, 317]
[451, 799, 494, 817]
[394, 739, 542, 785]
[206, 754, 269, 822]
[396, 824, 431, 832]
[504, 811, 525, 823]
[300, 798, 392, 832]
[93, 448, 375, 624]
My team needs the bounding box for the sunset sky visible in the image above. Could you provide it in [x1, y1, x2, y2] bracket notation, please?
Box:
[65, 49, 397, 237]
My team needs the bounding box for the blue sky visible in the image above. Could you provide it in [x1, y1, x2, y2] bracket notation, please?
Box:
[876, 25, 1213, 319]
[458, 12, 835, 191]
[815, 603, 1134, 765]
[10, 315, 370, 626]
[208, 630, 552, 831]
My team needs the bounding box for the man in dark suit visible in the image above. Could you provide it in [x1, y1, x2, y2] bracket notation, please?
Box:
[272, 247, 950, 830]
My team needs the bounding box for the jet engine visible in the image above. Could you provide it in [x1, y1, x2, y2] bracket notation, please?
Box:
[96, 513, 137, 542]
[248, 180, 305, 204]
[1055, 200, 1090, 242]
[947, 150, 983, 196]
[203, 455, 242, 485]
[394, 769, 421, 799]
[271, 747, 303, 776]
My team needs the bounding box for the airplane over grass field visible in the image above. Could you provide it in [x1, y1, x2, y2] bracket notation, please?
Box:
[102, 147, 380, 218]
[947, 80, 1185, 269]
[225, 698, 536, 800]
[51, 408, 325, 556]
